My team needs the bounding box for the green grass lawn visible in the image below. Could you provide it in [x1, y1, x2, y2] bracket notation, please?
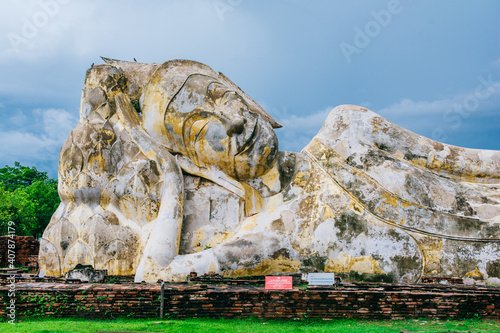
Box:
[1, 317, 500, 333]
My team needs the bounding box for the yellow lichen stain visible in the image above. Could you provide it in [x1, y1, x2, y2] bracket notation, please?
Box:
[118, 195, 138, 221]
[175, 216, 183, 253]
[401, 200, 412, 208]
[370, 117, 390, 134]
[375, 203, 387, 215]
[348, 201, 364, 215]
[427, 157, 454, 173]
[103, 259, 136, 276]
[408, 158, 427, 170]
[206, 232, 235, 249]
[393, 149, 405, 160]
[193, 229, 206, 252]
[382, 193, 399, 207]
[260, 164, 280, 191]
[324, 252, 385, 274]
[188, 119, 207, 146]
[139, 197, 160, 224]
[417, 237, 443, 275]
[87, 150, 107, 174]
[426, 154, 497, 184]
[465, 267, 484, 279]
[241, 182, 264, 216]
[164, 112, 189, 154]
[323, 205, 335, 220]
[143, 150, 157, 161]
[294, 193, 323, 251]
[222, 256, 301, 278]
[240, 215, 258, 232]
[255, 146, 273, 177]
[292, 171, 310, 188]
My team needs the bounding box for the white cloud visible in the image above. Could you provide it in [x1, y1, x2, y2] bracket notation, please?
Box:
[271, 74, 500, 153]
[0, 0, 263, 64]
[0, 131, 51, 160]
[270, 106, 333, 152]
[0, 108, 77, 176]
[36, 107, 77, 141]
[279, 107, 332, 132]
[379, 98, 452, 117]
[379, 77, 500, 119]
[375, 76, 500, 144]
[0, 0, 87, 61]
[8, 111, 28, 126]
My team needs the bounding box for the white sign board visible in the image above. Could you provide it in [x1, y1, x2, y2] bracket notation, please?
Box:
[308, 273, 335, 286]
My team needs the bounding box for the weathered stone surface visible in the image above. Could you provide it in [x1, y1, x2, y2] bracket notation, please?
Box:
[39, 59, 500, 283]
[65, 264, 107, 283]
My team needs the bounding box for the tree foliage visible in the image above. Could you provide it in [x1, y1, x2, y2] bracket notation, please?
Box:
[0, 161, 49, 191]
[0, 162, 60, 238]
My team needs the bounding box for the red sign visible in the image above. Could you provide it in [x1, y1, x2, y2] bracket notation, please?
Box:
[265, 276, 293, 290]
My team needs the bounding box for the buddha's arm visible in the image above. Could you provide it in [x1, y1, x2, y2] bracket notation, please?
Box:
[115, 93, 184, 282]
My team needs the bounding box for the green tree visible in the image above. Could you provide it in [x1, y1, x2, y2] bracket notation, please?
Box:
[9, 186, 37, 236]
[0, 161, 48, 191]
[0, 185, 14, 223]
[0, 162, 60, 238]
[21, 179, 59, 237]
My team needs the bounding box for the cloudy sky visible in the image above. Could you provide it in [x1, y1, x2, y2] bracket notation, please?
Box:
[1, 0, 499, 178]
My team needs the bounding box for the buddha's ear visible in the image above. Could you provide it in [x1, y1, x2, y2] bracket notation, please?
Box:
[175, 155, 245, 198]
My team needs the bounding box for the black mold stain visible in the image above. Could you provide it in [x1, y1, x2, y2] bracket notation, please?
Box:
[486, 260, 500, 278]
[271, 248, 290, 259]
[335, 211, 368, 239]
[302, 252, 327, 272]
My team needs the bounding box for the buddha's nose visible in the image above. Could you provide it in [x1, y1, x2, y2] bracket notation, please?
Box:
[224, 114, 246, 136]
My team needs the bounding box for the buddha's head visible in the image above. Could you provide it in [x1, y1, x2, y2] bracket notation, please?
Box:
[141, 60, 280, 180]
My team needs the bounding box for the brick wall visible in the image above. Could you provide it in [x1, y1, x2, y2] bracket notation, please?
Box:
[0, 236, 39, 267]
[0, 282, 498, 320]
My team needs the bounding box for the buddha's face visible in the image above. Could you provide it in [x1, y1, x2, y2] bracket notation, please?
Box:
[164, 74, 278, 180]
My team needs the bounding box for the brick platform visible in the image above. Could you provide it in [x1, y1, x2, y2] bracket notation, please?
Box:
[0, 236, 39, 267]
[0, 282, 498, 320]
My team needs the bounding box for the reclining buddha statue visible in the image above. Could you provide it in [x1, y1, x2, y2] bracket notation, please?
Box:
[39, 58, 500, 283]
